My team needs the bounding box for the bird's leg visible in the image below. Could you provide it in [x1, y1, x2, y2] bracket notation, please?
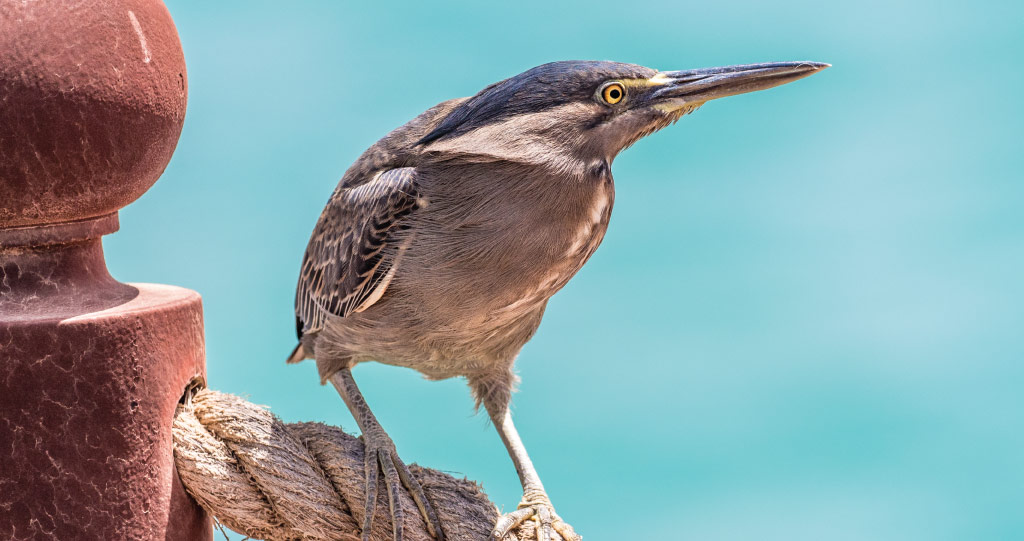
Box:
[329, 368, 445, 541]
[486, 404, 581, 541]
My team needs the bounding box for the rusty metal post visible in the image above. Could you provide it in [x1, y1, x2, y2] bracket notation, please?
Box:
[0, 1, 211, 539]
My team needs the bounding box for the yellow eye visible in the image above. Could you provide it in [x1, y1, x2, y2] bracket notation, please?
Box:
[601, 82, 625, 105]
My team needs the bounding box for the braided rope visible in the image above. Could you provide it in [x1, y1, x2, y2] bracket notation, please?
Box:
[172, 389, 519, 541]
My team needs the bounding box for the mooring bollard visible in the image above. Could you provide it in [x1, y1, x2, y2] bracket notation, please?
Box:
[0, 1, 211, 539]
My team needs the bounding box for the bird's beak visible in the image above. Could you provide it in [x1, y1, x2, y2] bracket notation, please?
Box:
[649, 61, 829, 110]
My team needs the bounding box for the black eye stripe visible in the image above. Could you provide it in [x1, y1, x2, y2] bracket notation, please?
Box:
[418, 61, 658, 145]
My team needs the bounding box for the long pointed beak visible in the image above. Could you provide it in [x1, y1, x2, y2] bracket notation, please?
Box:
[652, 61, 829, 106]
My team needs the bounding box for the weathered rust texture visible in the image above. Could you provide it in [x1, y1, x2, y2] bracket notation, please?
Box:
[0, 0, 209, 538]
[0, 0, 188, 228]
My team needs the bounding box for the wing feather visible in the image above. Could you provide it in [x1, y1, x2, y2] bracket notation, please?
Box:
[295, 167, 421, 336]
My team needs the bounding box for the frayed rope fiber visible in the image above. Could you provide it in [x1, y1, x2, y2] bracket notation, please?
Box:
[172, 389, 535, 541]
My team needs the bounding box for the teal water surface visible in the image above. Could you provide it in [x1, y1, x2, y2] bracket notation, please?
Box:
[110, 1, 1023, 539]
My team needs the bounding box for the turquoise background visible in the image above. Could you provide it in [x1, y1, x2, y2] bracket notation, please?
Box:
[111, 1, 1022, 539]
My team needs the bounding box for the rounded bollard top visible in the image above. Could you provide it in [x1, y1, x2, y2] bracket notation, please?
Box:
[0, 0, 187, 230]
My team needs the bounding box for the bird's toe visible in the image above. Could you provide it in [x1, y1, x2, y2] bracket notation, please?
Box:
[491, 500, 579, 541]
[359, 433, 446, 541]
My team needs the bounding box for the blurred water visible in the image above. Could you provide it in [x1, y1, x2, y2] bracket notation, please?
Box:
[113, 1, 1024, 538]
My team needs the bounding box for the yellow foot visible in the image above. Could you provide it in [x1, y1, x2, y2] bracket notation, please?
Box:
[491, 498, 580, 541]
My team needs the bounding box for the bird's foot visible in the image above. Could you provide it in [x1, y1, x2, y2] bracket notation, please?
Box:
[358, 427, 445, 541]
[491, 495, 580, 541]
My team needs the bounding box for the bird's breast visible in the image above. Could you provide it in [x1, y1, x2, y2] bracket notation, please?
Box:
[361, 171, 615, 365]
[391, 167, 614, 303]
[486, 177, 615, 319]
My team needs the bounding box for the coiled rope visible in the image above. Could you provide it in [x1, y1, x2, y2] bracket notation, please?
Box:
[172, 389, 534, 541]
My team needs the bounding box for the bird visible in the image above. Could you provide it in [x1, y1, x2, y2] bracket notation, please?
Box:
[288, 59, 828, 541]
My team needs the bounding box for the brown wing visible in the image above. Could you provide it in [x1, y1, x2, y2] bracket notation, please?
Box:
[295, 167, 421, 337]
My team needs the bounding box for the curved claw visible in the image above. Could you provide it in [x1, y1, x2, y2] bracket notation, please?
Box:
[394, 455, 446, 540]
[551, 519, 581, 541]
[360, 441, 447, 541]
[331, 369, 445, 540]
[379, 450, 407, 541]
[492, 507, 536, 539]
[492, 502, 580, 541]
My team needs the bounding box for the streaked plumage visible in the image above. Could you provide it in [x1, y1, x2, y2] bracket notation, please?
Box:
[295, 167, 421, 337]
[290, 60, 828, 541]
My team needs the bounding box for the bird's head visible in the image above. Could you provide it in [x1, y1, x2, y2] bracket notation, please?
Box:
[418, 60, 828, 174]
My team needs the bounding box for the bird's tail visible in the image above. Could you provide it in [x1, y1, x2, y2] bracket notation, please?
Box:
[286, 343, 309, 364]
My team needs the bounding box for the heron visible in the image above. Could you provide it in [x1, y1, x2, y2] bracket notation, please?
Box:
[289, 59, 828, 541]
